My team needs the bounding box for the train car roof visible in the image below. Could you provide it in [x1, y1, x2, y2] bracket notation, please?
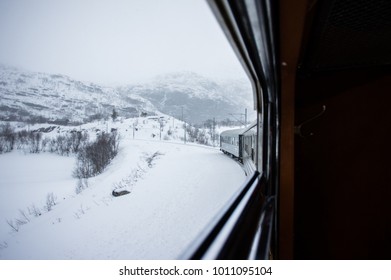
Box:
[242, 120, 257, 134]
[220, 127, 247, 137]
[220, 121, 257, 137]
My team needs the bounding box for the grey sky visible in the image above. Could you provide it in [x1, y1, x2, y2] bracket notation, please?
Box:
[0, 0, 246, 85]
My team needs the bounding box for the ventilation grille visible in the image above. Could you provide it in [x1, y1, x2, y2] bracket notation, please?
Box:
[302, 0, 391, 72]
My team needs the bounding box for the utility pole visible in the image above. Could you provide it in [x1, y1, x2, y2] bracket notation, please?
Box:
[245, 108, 247, 127]
[132, 123, 135, 139]
[159, 119, 163, 141]
[184, 120, 186, 144]
[213, 117, 216, 147]
[182, 106, 186, 144]
[229, 108, 248, 127]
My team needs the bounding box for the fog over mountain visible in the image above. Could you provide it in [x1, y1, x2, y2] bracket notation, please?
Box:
[0, 65, 253, 125]
[119, 72, 254, 124]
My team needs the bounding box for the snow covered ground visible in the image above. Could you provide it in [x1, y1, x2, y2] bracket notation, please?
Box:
[0, 118, 246, 259]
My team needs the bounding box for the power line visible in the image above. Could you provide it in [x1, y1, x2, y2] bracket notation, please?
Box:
[229, 108, 248, 126]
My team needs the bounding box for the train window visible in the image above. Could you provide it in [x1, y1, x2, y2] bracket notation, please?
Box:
[0, 0, 255, 259]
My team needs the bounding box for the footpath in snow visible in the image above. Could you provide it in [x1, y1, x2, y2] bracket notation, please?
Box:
[0, 126, 246, 259]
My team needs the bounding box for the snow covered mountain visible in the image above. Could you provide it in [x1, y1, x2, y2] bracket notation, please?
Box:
[0, 65, 156, 125]
[119, 72, 254, 124]
[0, 65, 253, 125]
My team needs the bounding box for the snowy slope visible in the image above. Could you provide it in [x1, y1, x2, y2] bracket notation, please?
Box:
[0, 117, 246, 259]
[1, 65, 254, 126]
[0, 64, 157, 124]
[116, 72, 254, 124]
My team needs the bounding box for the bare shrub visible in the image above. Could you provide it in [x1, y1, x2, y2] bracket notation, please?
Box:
[145, 151, 163, 168]
[0, 123, 15, 154]
[6, 219, 19, 232]
[45, 192, 57, 212]
[28, 204, 42, 217]
[0, 138, 6, 154]
[75, 178, 89, 194]
[73, 204, 86, 219]
[47, 138, 58, 153]
[28, 131, 42, 153]
[15, 218, 28, 227]
[70, 131, 88, 153]
[18, 209, 30, 223]
[6, 210, 32, 231]
[16, 129, 29, 149]
[0, 241, 8, 250]
[56, 135, 71, 156]
[74, 131, 119, 178]
[41, 137, 50, 151]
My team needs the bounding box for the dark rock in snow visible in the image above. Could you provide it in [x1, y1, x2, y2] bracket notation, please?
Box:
[112, 190, 131, 197]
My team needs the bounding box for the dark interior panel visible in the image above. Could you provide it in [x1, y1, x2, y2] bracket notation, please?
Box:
[301, 0, 391, 72]
[294, 70, 391, 259]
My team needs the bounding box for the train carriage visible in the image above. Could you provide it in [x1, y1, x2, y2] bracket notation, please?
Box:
[241, 122, 257, 174]
[220, 121, 257, 173]
[220, 127, 245, 159]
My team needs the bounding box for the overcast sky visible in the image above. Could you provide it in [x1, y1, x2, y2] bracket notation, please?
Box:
[0, 0, 247, 85]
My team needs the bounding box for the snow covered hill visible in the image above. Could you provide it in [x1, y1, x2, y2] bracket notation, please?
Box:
[119, 72, 254, 124]
[0, 64, 156, 125]
[0, 65, 254, 126]
[0, 116, 246, 259]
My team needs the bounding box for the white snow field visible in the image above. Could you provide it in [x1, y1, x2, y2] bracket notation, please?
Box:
[0, 118, 246, 259]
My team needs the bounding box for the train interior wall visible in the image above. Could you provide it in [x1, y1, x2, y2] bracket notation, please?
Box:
[294, 69, 391, 259]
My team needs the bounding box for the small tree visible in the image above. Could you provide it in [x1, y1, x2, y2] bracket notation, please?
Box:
[111, 108, 118, 122]
[45, 192, 57, 212]
[75, 178, 89, 194]
[28, 132, 42, 153]
[0, 123, 15, 153]
[74, 131, 120, 178]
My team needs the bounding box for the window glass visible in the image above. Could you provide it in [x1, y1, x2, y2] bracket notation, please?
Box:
[0, 0, 255, 259]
